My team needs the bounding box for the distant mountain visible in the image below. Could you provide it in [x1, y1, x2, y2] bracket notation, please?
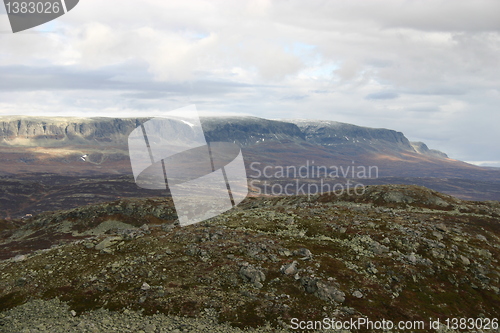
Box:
[289, 119, 414, 152]
[0, 116, 454, 160]
[0, 116, 146, 147]
[0, 116, 447, 158]
[0, 115, 499, 211]
[201, 116, 306, 146]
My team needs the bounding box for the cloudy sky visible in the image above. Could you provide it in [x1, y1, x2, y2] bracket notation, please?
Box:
[0, 0, 499, 165]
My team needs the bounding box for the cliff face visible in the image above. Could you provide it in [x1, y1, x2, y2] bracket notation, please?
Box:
[411, 141, 448, 159]
[0, 116, 431, 157]
[0, 116, 305, 147]
[289, 119, 415, 151]
[201, 116, 306, 146]
[0, 117, 148, 146]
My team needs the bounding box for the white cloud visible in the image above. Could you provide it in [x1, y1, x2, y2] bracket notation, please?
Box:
[466, 161, 500, 168]
[0, 0, 499, 162]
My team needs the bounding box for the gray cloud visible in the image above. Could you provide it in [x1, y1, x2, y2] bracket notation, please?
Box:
[365, 91, 399, 100]
[0, 64, 256, 95]
[0, 0, 499, 165]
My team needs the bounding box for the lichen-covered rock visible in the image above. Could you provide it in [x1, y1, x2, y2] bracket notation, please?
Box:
[280, 261, 298, 276]
[239, 264, 266, 288]
[300, 277, 345, 303]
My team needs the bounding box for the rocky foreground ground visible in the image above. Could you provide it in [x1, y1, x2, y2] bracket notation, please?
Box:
[0, 185, 499, 332]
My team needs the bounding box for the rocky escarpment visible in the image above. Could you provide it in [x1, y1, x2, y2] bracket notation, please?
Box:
[0, 117, 148, 147]
[0, 116, 445, 159]
[411, 141, 448, 159]
[288, 119, 417, 154]
[0, 116, 308, 148]
[201, 116, 306, 146]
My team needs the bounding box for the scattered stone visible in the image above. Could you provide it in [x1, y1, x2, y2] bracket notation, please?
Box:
[15, 277, 27, 286]
[278, 249, 292, 257]
[436, 223, 448, 233]
[316, 281, 345, 303]
[341, 307, 356, 315]
[301, 277, 345, 303]
[162, 224, 175, 232]
[366, 262, 378, 274]
[476, 249, 492, 258]
[460, 255, 471, 266]
[83, 242, 95, 249]
[280, 261, 298, 276]
[432, 231, 444, 240]
[141, 282, 151, 290]
[144, 323, 156, 333]
[352, 290, 363, 298]
[407, 253, 417, 264]
[12, 254, 26, 262]
[95, 236, 123, 250]
[370, 241, 389, 255]
[476, 234, 487, 241]
[294, 248, 312, 260]
[239, 265, 266, 289]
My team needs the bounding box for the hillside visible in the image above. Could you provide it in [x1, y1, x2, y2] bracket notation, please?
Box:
[1, 185, 499, 332]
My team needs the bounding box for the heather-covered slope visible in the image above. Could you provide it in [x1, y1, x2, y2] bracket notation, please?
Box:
[1, 185, 499, 331]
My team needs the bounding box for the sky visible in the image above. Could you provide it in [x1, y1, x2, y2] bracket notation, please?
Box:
[0, 0, 499, 166]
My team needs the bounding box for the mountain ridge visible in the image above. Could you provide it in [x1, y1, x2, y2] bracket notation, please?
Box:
[0, 115, 499, 208]
[0, 116, 446, 160]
